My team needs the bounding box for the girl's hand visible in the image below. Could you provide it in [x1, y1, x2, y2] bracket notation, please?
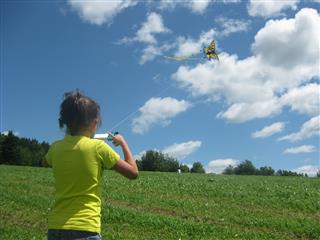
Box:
[108, 132, 126, 147]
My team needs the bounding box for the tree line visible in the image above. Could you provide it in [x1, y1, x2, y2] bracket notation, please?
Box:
[0, 131, 49, 167]
[1, 131, 318, 177]
[0, 132, 205, 172]
[136, 150, 205, 173]
[223, 160, 309, 177]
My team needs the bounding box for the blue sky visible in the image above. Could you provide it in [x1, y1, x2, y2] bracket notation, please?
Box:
[1, 1, 319, 175]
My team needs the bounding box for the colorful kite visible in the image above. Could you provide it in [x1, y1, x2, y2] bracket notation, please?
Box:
[203, 40, 219, 61]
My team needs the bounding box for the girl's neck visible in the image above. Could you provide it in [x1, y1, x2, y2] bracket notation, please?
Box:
[67, 129, 93, 138]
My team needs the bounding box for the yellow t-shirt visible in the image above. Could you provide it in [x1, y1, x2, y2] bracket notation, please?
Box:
[46, 135, 120, 233]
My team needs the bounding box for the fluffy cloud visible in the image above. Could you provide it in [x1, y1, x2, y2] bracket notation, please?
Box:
[135, 12, 170, 44]
[278, 115, 320, 142]
[283, 145, 316, 154]
[158, 0, 212, 14]
[119, 12, 171, 64]
[139, 45, 161, 65]
[252, 122, 285, 138]
[280, 83, 320, 116]
[162, 141, 202, 160]
[120, 12, 170, 44]
[172, 8, 320, 123]
[188, 0, 212, 14]
[217, 99, 282, 123]
[139, 43, 173, 64]
[292, 165, 319, 177]
[247, 0, 298, 18]
[252, 9, 319, 70]
[206, 159, 238, 174]
[132, 97, 191, 134]
[215, 17, 251, 37]
[68, 0, 137, 25]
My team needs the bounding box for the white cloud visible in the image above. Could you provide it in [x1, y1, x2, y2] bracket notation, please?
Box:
[220, 0, 241, 3]
[284, 145, 316, 154]
[139, 45, 162, 65]
[68, 0, 137, 25]
[158, 0, 212, 14]
[132, 97, 192, 134]
[139, 43, 173, 64]
[217, 98, 282, 123]
[252, 8, 319, 70]
[292, 165, 319, 177]
[248, 0, 298, 18]
[120, 12, 170, 45]
[188, 0, 212, 14]
[280, 83, 320, 116]
[135, 12, 170, 44]
[206, 159, 238, 174]
[252, 122, 285, 138]
[118, 12, 171, 64]
[172, 8, 320, 123]
[278, 115, 320, 142]
[162, 141, 202, 160]
[215, 17, 251, 37]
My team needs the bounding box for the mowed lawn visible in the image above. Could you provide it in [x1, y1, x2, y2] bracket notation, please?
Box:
[0, 165, 319, 240]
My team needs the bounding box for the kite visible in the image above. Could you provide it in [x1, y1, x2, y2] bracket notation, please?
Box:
[203, 40, 219, 61]
[163, 40, 219, 62]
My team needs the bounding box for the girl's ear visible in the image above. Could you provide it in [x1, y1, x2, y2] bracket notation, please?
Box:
[92, 119, 99, 130]
[88, 120, 99, 138]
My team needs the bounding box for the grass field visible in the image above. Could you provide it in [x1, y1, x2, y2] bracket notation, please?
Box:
[0, 165, 319, 240]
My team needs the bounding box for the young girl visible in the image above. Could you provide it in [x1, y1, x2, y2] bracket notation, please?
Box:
[46, 90, 138, 240]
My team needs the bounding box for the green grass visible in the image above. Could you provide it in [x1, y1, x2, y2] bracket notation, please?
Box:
[1, 165, 319, 240]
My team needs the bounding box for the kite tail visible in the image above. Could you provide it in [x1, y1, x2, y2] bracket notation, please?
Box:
[163, 52, 202, 61]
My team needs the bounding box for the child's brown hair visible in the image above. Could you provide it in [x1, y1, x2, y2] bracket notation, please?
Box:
[59, 90, 101, 135]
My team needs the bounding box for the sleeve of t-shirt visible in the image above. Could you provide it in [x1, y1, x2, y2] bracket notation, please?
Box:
[96, 141, 120, 170]
[45, 147, 52, 166]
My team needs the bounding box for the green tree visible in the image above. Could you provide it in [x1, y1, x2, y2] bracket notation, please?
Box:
[180, 164, 190, 173]
[17, 146, 33, 166]
[223, 165, 235, 175]
[0, 134, 5, 164]
[258, 166, 275, 176]
[191, 162, 205, 173]
[0, 131, 50, 167]
[140, 150, 179, 172]
[234, 160, 256, 175]
[136, 159, 142, 171]
[140, 150, 160, 171]
[276, 169, 303, 177]
[164, 154, 179, 172]
[1, 131, 19, 165]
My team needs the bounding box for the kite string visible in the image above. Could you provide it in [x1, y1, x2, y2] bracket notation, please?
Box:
[108, 84, 173, 131]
